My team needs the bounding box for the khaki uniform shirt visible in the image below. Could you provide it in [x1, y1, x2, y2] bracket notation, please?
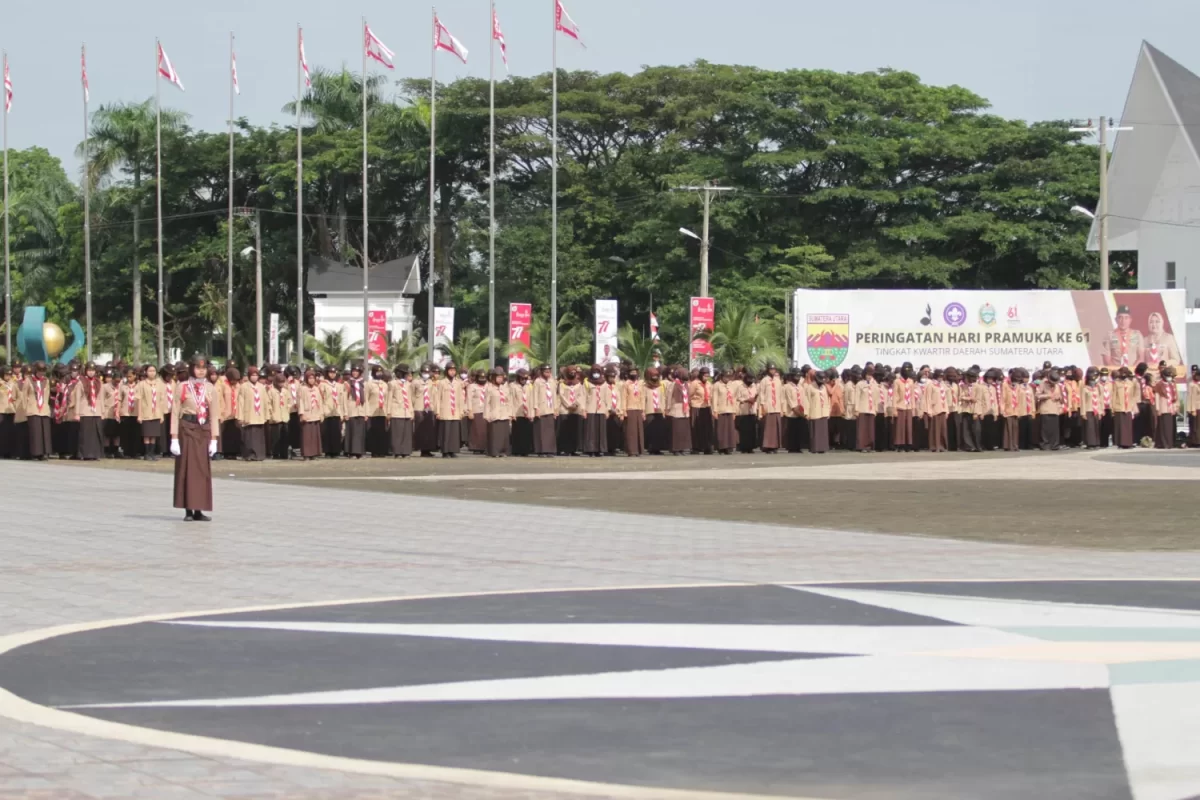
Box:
[170, 380, 221, 439]
[688, 380, 711, 409]
[643, 383, 668, 415]
[533, 377, 557, 417]
[484, 383, 513, 422]
[367, 379, 389, 418]
[321, 381, 346, 418]
[0, 379, 16, 415]
[386, 379, 415, 419]
[734, 383, 757, 415]
[237, 382, 270, 425]
[298, 384, 325, 423]
[510, 381, 535, 419]
[893, 377, 915, 411]
[556, 382, 586, 416]
[136, 380, 166, 422]
[712, 382, 738, 416]
[343, 380, 370, 419]
[622, 380, 644, 415]
[435, 378, 468, 420]
[756, 377, 783, 415]
[1036, 382, 1063, 415]
[804, 383, 831, 419]
[72, 379, 111, 418]
[118, 381, 139, 418]
[855, 380, 880, 416]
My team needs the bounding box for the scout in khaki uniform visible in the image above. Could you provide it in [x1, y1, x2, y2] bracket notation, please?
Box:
[603, 368, 624, 456]
[921, 370, 949, 452]
[1035, 370, 1064, 450]
[878, 370, 896, 451]
[0, 366, 15, 460]
[892, 364, 915, 451]
[343, 364, 369, 459]
[218, 367, 242, 459]
[711, 370, 738, 454]
[136, 365, 165, 460]
[1186, 366, 1200, 447]
[170, 356, 220, 521]
[643, 368, 670, 455]
[667, 367, 692, 455]
[412, 363, 438, 456]
[1098, 368, 1114, 447]
[998, 370, 1020, 452]
[510, 369, 536, 456]
[484, 367, 513, 457]
[1080, 368, 1102, 449]
[435, 362, 467, 457]
[622, 367, 645, 457]
[23, 362, 52, 460]
[319, 366, 345, 458]
[297, 369, 325, 459]
[385, 364, 415, 457]
[115, 366, 140, 459]
[780, 370, 803, 453]
[581, 367, 609, 456]
[1110, 367, 1135, 449]
[467, 369, 490, 453]
[827, 371, 846, 450]
[12, 364, 30, 460]
[268, 373, 292, 459]
[754, 365, 783, 453]
[529, 364, 557, 457]
[71, 363, 110, 461]
[804, 371, 831, 454]
[366, 366, 390, 457]
[855, 367, 879, 453]
[236, 366, 269, 461]
[689, 368, 714, 455]
[733, 371, 758, 454]
[1153, 367, 1179, 449]
[556, 367, 585, 455]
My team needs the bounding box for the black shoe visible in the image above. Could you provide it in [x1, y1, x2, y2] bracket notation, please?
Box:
[192, 511, 210, 522]
[183, 510, 195, 521]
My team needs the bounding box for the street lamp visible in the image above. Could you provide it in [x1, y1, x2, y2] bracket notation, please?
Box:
[238, 214, 264, 366]
[1071, 206, 1096, 220]
[679, 227, 701, 241]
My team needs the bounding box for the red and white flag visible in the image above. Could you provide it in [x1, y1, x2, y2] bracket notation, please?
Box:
[364, 24, 395, 70]
[650, 312, 660, 341]
[81, 47, 89, 103]
[555, 0, 585, 47]
[492, 7, 509, 71]
[231, 49, 240, 95]
[3, 56, 11, 113]
[434, 16, 469, 64]
[157, 42, 185, 91]
[299, 28, 312, 88]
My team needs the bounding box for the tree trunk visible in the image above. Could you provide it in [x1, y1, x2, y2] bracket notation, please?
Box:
[132, 167, 142, 364]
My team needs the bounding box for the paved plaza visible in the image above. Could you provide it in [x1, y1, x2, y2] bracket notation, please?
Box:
[0, 450, 1198, 799]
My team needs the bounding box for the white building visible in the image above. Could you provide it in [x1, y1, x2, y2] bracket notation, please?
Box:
[1093, 42, 1200, 361]
[308, 255, 422, 349]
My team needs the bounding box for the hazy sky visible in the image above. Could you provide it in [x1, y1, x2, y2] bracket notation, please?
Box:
[4, 0, 1199, 175]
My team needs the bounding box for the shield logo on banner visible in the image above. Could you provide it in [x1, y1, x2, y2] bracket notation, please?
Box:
[806, 314, 850, 370]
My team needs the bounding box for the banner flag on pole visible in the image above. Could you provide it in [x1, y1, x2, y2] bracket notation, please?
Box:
[434, 16, 469, 64]
[3, 57, 11, 112]
[231, 49, 240, 95]
[492, 7, 509, 71]
[157, 43, 185, 91]
[650, 312, 660, 341]
[299, 28, 312, 87]
[81, 49, 89, 102]
[555, 0, 585, 47]
[365, 25, 395, 69]
[508, 303, 532, 371]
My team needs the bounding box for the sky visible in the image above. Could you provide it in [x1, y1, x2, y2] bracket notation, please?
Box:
[4, 0, 1200, 175]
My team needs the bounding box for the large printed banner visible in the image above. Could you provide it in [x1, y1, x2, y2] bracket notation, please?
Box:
[508, 302, 532, 371]
[595, 299, 619, 365]
[792, 289, 1187, 374]
[367, 310, 388, 358]
[433, 306, 455, 367]
[690, 296, 715, 368]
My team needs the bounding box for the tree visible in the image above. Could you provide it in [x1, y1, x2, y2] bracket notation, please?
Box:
[505, 314, 591, 368]
[440, 329, 494, 372]
[81, 99, 187, 362]
[616, 323, 664, 372]
[305, 330, 361, 369]
[699, 303, 787, 373]
[378, 329, 427, 372]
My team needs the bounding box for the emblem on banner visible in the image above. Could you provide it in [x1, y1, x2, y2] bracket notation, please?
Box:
[806, 314, 850, 370]
[979, 303, 997, 327]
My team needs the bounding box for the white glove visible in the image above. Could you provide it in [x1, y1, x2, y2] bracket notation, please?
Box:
[208, 439, 218, 457]
[170, 439, 181, 457]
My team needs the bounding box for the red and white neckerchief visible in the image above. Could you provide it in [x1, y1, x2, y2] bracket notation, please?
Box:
[288, 379, 299, 404]
[308, 386, 320, 412]
[1101, 383, 1111, 408]
[1118, 331, 1131, 366]
[126, 383, 137, 413]
[544, 380, 554, 409]
[567, 385, 577, 407]
[725, 385, 734, 407]
[936, 381, 947, 409]
[1165, 381, 1177, 408]
[610, 384, 618, 411]
[150, 383, 159, 414]
[87, 379, 99, 411]
[1060, 383, 1070, 404]
[348, 379, 363, 405]
[33, 379, 47, 411]
[497, 384, 508, 405]
[903, 379, 912, 407]
[331, 382, 341, 406]
[521, 385, 530, 416]
[183, 380, 210, 425]
[886, 384, 894, 406]
[252, 384, 262, 415]
[165, 382, 173, 410]
[652, 386, 661, 412]
[225, 378, 238, 417]
[476, 384, 487, 410]
[422, 381, 432, 411]
[868, 380, 878, 411]
[1148, 340, 1159, 365]
[769, 378, 777, 409]
[703, 381, 710, 405]
[377, 381, 387, 410]
[677, 379, 690, 414]
[4, 380, 13, 405]
[1089, 386, 1099, 413]
[449, 382, 457, 416]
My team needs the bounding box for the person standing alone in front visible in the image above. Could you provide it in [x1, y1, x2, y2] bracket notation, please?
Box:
[171, 356, 220, 521]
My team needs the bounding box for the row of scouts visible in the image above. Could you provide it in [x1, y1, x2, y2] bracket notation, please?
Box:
[2, 358, 1198, 461]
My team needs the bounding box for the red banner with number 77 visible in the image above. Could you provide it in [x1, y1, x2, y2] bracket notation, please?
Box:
[508, 303, 532, 371]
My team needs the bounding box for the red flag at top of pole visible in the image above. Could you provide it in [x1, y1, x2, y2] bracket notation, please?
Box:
[434, 16, 469, 64]
[299, 28, 312, 87]
[555, 0, 585, 47]
[81, 48, 89, 102]
[492, 7, 509, 71]
[157, 43, 185, 91]
[650, 312, 660, 341]
[364, 24, 395, 70]
[4, 56, 12, 112]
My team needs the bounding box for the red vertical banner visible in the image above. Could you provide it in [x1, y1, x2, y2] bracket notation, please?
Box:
[508, 303, 532, 371]
[367, 310, 388, 357]
[690, 297, 715, 366]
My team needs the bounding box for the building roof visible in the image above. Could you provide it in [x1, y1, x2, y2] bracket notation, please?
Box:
[307, 254, 422, 295]
[1088, 42, 1200, 252]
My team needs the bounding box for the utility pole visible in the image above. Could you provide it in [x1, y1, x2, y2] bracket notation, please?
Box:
[255, 208, 263, 367]
[673, 183, 735, 297]
[1071, 117, 1131, 291]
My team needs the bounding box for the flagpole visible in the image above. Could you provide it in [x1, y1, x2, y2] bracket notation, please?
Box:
[488, 0, 496, 368]
[155, 38, 165, 365]
[550, 0, 558, 374]
[427, 7, 437, 363]
[362, 17, 371, 368]
[296, 24, 304, 365]
[227, 31, 235, 366]
[2, 51, 9, 367]
[82, 44, 92, 361]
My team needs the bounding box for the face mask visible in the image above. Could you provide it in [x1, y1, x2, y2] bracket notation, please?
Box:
[421, 372, 431, 379]
[591, 373, 601, 380]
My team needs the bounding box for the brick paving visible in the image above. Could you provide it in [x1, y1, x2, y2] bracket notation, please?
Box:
[1, 459, 1198, 798]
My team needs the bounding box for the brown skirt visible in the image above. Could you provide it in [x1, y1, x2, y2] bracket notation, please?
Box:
[241, 424, 267, 461]
[1190, 412, 1200, 447]
[670, 415, 692, 453]
[413, 411, 438, 452]
[28, 416, 52, 458]
[1082, 411, 1101, 448]
[927, 412, 948, 452]
[1154, 413, 1176, 449]
[856, 413, 876, 451]
[606, 414, 624, 454]
[487, 419, 511, 457]
[141, 419, 163, 439]
[173, 418, 213, 511]
[893, 408, 913, 446]
[715, 413, 737, 452]
[220, 418, 242, 457]
[513, 417, 535, 456]
[1113, 411, 1134, 448]
[390, 418, 413, 456]
[583, 413, 607, 454]
[469, 413, 488, 451]
[344, 416, 367, 456]
[645, 413, 670, 453]
[78, 416, 104, 460]
[438, 419, 463, 455]
[760, 412, 783, 451]
[300, 420, 322, 458]
[1002, 416, 1019, 451]
[691, 407, 713, 454]
[624, 410, 645, 455]
[533, 415, 557, 455]
[809, 418, 830, 453]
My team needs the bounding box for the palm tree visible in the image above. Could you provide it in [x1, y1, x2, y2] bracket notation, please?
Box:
[80, 99, 187, 363]
[505, 314, 591, 368]
[698, 303, 787, 373]
[378, 328, 427, 372]
[441, 329, 494, 372]
[305, 330, 362, 369]
[616, 323, 664, 373]
[5, 159, 74, 305]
